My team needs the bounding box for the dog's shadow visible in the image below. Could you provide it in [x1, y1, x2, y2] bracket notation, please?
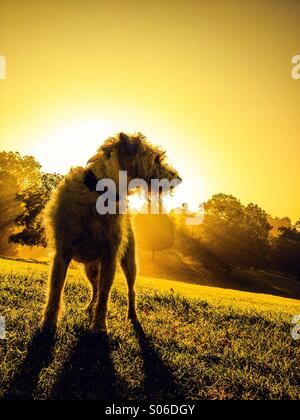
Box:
[4, 329, 56, 400]
[132, 320, 183, 399]
[52, 329, 123, 400]
[3, 322, 184, 400]
[53, 322, 183, 399]
[3, 327, 120, 400]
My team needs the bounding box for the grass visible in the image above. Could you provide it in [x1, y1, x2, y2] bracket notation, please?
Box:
[0, 257, 299, 400]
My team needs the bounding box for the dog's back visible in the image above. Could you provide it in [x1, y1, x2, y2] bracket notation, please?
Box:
[44, 166, 130, 263]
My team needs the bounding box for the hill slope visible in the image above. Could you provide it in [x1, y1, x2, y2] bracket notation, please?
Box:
[0, 257, 299, 400]
[138, 249, 300, 300]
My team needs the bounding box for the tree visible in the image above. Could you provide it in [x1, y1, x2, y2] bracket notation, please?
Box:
[243, 203, 271, 267]
[135, 199, 175, 260]
[10, 172, 62, 247]
[0, 151, 41, 189]
[271, 221, 300, 278]
[198, 194, 271, 275]
[0, 151, 62, 252]
[0, 171, 23, 255]
[0, 151, 40, 255]
[267, 215, 291, 236]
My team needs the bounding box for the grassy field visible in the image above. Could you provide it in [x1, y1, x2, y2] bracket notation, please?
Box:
[0, 257, 299, 400]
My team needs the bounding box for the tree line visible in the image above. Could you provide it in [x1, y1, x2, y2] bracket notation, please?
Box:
[172, 194, 300, 279]
[0, 151, 62, 254]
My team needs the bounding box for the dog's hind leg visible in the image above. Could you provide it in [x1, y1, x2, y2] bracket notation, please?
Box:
[90, 256, 117, 334]
[84, 262, 100, 315]
[42, 252, 71, 333]
[121, 230, 138, 321]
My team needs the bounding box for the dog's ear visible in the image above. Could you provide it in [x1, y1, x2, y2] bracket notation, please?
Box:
[83, 169, 98, 191]
[118, 132, 139, 156]
[119, 132, 130, 143]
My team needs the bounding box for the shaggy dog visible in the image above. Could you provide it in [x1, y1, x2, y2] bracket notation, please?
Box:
[42, 132, 181, 334]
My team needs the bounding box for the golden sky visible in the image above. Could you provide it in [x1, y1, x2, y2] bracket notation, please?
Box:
[0, 0, 299, 219]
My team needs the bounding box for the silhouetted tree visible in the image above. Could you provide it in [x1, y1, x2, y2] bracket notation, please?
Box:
[243, 203, 271, 267]
[0, 151, 41, 187]
[198, 194, 271, 275]
[0, 151, 41, 255]
[11, 172, 62, 247]
[271, 221, 300, 278]
[0, 171, 23, 255]
[135, 199, 175, 260]
[267, 215, 291, 236]
[0, 151, 62, 251]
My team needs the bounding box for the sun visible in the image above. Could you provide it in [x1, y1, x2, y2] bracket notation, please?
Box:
[128, 181, 205, 214]
[29, 120, 124, 174]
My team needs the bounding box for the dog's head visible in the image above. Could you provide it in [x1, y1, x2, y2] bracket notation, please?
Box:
[116, 132, 181, 193]
[87, 132, 182, 195]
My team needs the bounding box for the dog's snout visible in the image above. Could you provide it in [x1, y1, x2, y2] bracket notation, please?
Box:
[173, 173, 182, 183]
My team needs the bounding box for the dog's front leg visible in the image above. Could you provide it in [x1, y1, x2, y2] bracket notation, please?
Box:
[90, 256, 117, 334]
[42, 252, 71, 334]
[121, 229, 138, 321]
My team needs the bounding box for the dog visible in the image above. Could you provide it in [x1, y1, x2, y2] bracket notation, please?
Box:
[42, 132, 181, 334]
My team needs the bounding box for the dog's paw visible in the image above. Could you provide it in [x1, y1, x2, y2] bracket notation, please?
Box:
[39, 319, 57, 335]
[38, 321, 57, 342]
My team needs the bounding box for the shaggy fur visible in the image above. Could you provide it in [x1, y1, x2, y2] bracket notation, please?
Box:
[42, 132, 181, 334]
